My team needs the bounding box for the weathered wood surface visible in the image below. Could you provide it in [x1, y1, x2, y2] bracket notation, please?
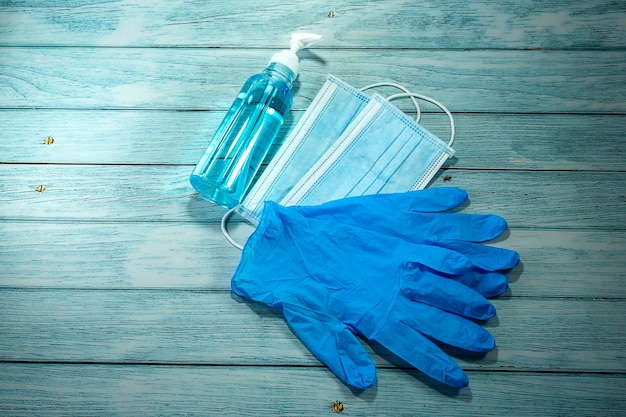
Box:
[2, 111, 626, 170]
[2, 223, 625, 298]
[1, 0, 625, 415]
[1, 48, 625, 112]
[2, 166, 625, 229]
[1, 0, 625, 49]
[1, 365, 624, 417]
[1, 289, 624, 373]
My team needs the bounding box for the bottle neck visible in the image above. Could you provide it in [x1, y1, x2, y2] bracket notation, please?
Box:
[264, 62, 296, 88]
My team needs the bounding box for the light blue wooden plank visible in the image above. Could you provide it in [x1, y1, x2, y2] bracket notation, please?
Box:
[0, 289, 624, 372]
[1, 222, 625, 299]
[1, 165, 625, 229]
[0, 48, 624, 113]
[2, 111, 625, 171]
[0, 221, 241, 288]
[1, 0, 625, 49]
[0, 364, 624, 417]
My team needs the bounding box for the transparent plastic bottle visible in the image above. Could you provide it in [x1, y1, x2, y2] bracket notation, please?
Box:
[190, 33, 322, 208]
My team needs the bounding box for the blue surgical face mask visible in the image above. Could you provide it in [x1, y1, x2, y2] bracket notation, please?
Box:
[280, 93, 455, 207]
[223, 75, 455, 248]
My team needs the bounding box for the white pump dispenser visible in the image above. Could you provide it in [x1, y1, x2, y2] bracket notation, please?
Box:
[269, 33, 323, 78]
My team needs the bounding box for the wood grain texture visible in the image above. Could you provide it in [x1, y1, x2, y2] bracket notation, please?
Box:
[2, 111, 625, 171]
[1, 165, 625, 229]
[0, 364, 623, 417]
[1, 48, 624, 113]
[1, 0, 625, 49]
[1, 0, 625, 414]
[0, 289, 624, 373]
[1, 222, 625, 299]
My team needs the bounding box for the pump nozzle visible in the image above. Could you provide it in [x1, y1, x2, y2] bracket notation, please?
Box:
[269, 32, 323, 79]
[289, 33, 323, 54]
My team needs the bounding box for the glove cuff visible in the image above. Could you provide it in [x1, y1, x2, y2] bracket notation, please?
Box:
[231, 201, 306, 301]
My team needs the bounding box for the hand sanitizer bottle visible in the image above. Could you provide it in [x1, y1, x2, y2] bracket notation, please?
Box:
[190, 33, 323, 208]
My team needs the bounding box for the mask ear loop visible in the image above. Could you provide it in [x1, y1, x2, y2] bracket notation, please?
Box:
[360, 82, 422, 122]
[386, 92, 455, 147]
[221, 207, 245, 250]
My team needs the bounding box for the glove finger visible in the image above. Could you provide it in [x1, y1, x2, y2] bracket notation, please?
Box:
[402, 264, 496, 320]
[448, 270, 510, 299]
[298, 187, 468, 217]
[399, 298, 496, 353]
[407, 212, 509, 243]
[283, 303, 376, 389]
[402, 187, 469, 212]
[436, 240, 520, 271]
[405, 243, 473, 275]
[372, 319, 469, 388]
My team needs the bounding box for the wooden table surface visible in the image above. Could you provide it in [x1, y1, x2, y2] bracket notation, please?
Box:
[1, 1, 625, 415]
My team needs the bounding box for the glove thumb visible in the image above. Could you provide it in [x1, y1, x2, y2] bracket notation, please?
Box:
[283, 303, 376, 389]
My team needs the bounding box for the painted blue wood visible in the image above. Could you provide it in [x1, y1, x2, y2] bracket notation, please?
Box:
[1, 111, 625, 171]
[1, 0, 625, 49]
[0, 48, 624, 113]
[1, 166, 625, 229]
[0, 364, 624, 417]
[0, 0, 625, 415]
[2, 223, 624, 298]
[0, 289, 624, 373]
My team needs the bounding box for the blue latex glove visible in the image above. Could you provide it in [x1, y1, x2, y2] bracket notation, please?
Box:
[293, 187, 519, 298]
[232, 189, 519, 389]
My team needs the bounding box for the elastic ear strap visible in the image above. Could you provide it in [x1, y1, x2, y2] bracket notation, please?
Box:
[360, 82, 422, 122]
[386, 92, 456, 147]
[221, 208, 244, 250]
